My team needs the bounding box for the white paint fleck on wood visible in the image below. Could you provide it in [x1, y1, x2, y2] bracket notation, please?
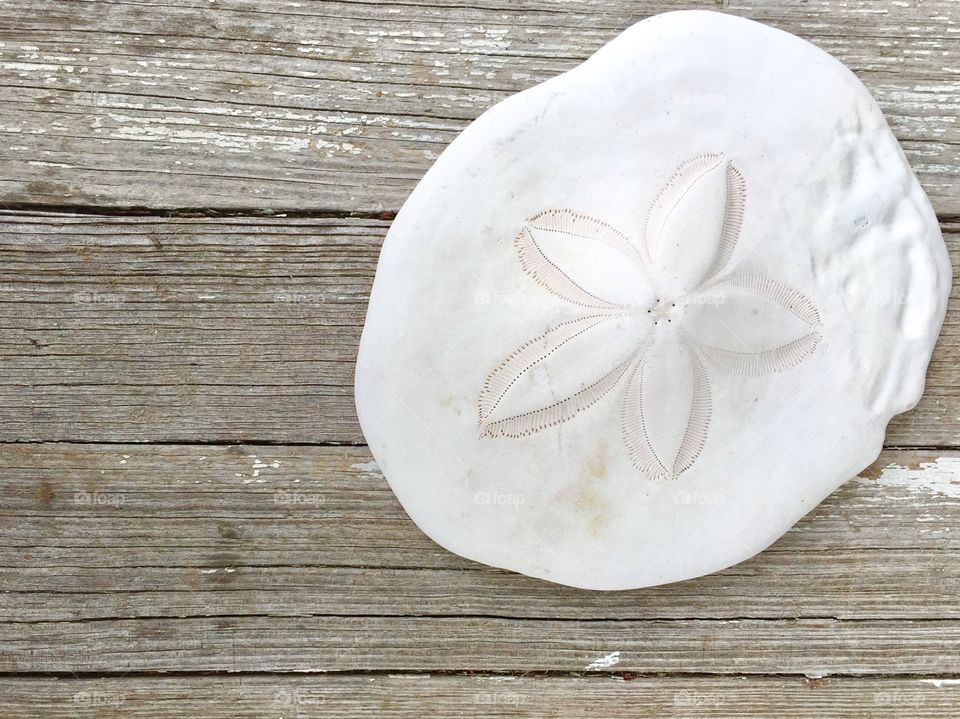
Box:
[586, 651, 622, 670]
[859, 457, 960, 499]
[351, 460, 385, 479]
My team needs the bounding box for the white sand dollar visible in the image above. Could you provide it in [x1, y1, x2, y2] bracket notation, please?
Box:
[355, 10, 951, 590]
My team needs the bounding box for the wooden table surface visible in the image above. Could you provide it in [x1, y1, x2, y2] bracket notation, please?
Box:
[1, 1, 959, 716]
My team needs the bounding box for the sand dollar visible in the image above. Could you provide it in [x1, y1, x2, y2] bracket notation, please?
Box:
[355, 11, 950, 589]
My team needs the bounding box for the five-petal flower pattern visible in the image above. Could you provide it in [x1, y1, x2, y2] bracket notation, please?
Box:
[478, 153, 824, 480]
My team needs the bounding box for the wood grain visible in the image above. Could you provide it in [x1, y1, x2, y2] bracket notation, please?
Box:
[2, 1, 959, 713]
[1, 212, 956, 445]
[4, 615, 960, 674]
[2, 675, 957, 718]
[0, 0, 958, 213]
[0, 442, 957, 673]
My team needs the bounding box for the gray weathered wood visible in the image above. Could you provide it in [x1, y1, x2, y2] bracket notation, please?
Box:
[1, 213, 957, 445]
[0, 0, 958, 213]
[1, 443, 958, 619]
[0, 548, 956, 622]
[1, 443, 958, 672]
[3, 614, 960, 674]
[2, 1, 959, 713]
[1, 675, 958, 718]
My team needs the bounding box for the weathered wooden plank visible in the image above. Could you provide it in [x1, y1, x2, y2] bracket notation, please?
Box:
[1, 675, 957, 718]
[1, 548, 957, 622]
[0, 0, 958, 213]
[1, 213, 957, 445]
[0, 213, 378, 443]
[2, 614, 959, 674]
[0, 443, 957, 626]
